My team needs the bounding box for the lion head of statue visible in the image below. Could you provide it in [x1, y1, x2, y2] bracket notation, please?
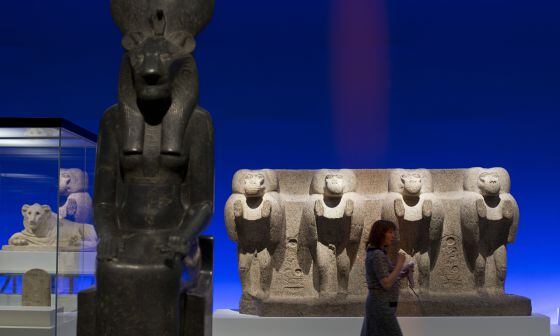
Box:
[21, 204, 54, 236]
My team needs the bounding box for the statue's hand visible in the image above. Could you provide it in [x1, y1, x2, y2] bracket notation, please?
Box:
[67, 199, 78, 216]
[502, 200, 514, 219]
[315, 199, 324, 217]
[394, 198, 405, 218]
[233, 200, 243, 218]
[69, 235, 80, 246]
[165, 235, 191, 257]
[96, 235, 121, 260]
[11, 237, 29, 246]
[476, 198, 487, 218]
[261, 200, 272, 218]
[345, 199, 354, 217]
[422, 199, 433, 218]
[183, 242, 201, 269]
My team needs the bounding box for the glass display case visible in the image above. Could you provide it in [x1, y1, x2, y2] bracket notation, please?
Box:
[0, 118, 97, 336]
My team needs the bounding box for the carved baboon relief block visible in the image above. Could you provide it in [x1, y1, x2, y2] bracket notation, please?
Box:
[225, 168, 530, 317]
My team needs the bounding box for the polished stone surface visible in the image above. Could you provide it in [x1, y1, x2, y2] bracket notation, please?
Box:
[77, 1, 215, 335]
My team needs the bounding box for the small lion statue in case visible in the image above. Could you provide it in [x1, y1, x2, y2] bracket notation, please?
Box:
[6, 203, 98, 252]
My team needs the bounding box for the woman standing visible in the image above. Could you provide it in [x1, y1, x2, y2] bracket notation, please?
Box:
[360, 220, 408, 336]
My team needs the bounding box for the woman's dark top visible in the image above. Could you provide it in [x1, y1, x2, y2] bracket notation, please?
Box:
[360, 246, 404, 336]
[365, 247, 400, 303]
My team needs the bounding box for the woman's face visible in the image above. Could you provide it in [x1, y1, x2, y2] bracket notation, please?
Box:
[383, 229, 395, 247]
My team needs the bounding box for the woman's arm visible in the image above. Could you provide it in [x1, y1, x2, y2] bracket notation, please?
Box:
[379, 252, 405, 290]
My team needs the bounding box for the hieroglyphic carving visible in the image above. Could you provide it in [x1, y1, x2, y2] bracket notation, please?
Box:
[438, 235, 463, 290]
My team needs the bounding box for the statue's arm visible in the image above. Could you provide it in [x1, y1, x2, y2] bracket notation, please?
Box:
[427, 195, 444, 242]
[381, 192, 403, 223]
[460, 192, 481, 243]
[224, 194, 244, 242]
[93, 107, 120, 239]
[267, 192, 284, 246]
[348, 195, 363, 244]
[59, 199, 68, 218]
[460, 192, 482, 270]
[179, 109, 214, 239]
[302, 195, 320, 248]
[502, 194, 519, 243]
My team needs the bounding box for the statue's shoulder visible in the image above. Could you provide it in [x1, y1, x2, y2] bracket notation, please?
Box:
[192, 106, 212, 124]
[189, 106, 214, 133]
[99, 105, 119, 131]
[103, 104, 119, 120]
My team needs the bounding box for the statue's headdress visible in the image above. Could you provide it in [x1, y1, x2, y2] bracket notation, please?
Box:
[111, 0, 214, 36]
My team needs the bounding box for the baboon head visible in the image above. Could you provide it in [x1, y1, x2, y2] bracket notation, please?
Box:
[59, 168, 89, 195]
[464, 167, 510, 195]
[311, 169, 357, 196]
[324, 173, 345, 197]
[389, 169, 432, 195]
[401, 173, 422, 196]
[477, 172, 501, 196]
[232, 169, 279, 198]
[243, 172, 266, 197]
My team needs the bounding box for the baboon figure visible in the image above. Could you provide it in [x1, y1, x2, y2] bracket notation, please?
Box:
[382, 169, 443, 292]
[225, 170, 284, 299]
[461, 168, 519, 293]
[306, 169, 362, 297]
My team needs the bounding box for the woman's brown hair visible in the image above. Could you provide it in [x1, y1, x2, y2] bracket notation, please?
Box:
[366, 220, 397, 249]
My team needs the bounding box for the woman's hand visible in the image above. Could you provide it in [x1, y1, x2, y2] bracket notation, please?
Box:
[396, 251, 406, 270]
[380, 250, 407, 290]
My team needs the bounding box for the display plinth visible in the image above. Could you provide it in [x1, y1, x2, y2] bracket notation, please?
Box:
[242, 292, 531, 317]
[214, 309, 550, 336]
[0, 305, 60, 327]
[0, 306, 76, 336]
[0, 250, 96, 275]
[0, 314, 76, 336]
[241, 294, 366, 316]
[551, 324, 560, 336]
[396, 291, 532, 316]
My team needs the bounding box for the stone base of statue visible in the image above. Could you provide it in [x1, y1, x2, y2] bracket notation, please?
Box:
[396, 290, 532, 316]
[240, 291, 531, 317]
[240, 293, 366, 317]
[213, 309, 550, 336]
[77, 236, 214, 336]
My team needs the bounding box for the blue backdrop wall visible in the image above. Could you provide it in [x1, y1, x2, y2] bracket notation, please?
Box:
[1, 0, 558, 319]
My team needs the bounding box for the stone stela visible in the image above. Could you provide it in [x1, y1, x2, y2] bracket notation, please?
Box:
[225, 168, 530, 317]
[22, 269, 51, 307]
